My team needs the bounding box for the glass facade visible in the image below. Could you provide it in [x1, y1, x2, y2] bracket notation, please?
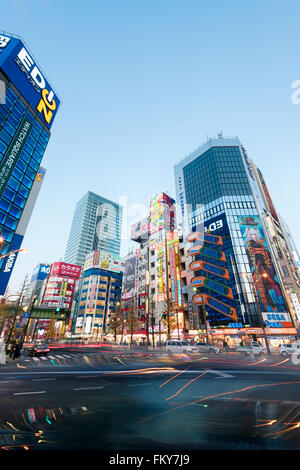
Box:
[64, 192, 122, 268]
[0, 32, 60, 294]
[0, 79, 49, 266]
[175, 137, 288, 329]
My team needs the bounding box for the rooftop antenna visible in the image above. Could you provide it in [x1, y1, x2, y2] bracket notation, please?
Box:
[217, 131, 223, 139]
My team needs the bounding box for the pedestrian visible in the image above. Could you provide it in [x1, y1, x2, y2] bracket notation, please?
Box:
[0, 338, 6, 365]
[12, 343, 21, 360]
[223, 339, 229, 353]
[8, 340, 16, 358]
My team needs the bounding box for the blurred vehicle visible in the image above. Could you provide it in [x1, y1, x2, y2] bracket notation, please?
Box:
[27, 342, 50, 357]
[236, 341, 265, 356]
[166, 340, 198, 353]
[196, 342, 220, 354]
[279, 343, 300, 356]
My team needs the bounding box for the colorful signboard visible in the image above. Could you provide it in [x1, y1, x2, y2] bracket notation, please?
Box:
[238, 215, 286, 312]
[84, 250, 123, 273]
[157, 244, 166, 302]
[149, 193, 176, 234]
[50, 262, 81, 279]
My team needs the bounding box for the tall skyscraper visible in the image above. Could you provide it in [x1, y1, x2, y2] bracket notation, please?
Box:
[174, 136, 298, 346]
[64, 191, 122, 268]
[0, 32, 60, 294]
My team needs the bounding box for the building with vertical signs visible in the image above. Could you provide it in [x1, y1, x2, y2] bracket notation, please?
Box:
[122, 193, 190, 343]
[0, 32, 60, 294]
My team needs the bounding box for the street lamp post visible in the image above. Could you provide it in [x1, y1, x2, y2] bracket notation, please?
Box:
[243, 272, 271, 356]
[19, 295, 38, 349]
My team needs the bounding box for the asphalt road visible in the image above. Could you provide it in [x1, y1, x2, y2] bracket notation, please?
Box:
[1, 346, 300, 451]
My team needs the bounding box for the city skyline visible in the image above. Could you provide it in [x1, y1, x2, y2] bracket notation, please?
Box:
[2, 0, 300, 293]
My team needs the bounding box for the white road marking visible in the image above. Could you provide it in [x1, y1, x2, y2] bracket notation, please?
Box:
[73, 386, 104, 391]
[32, 378, 56, 382]
[127, 383, 154, 387]
[76, 375, 100, 379]
[0, 380, 10, 383]
[208, 370, 235, 379]
[14, 391, 46, 395]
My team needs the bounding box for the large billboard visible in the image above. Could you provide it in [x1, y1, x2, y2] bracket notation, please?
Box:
[149, 193, 176, 235]
[0, 33, 60, 129]
[30, 264, 51, 283]
[83, 250, 123, 273]
[238, 215, 286, 312]
[131, 218, 149, 242]
[50, 262, 81, 279]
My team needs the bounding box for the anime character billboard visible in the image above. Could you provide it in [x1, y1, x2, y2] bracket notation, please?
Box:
[238, 215, 285, 312]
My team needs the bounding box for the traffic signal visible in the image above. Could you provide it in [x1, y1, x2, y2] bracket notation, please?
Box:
[56, 307, 60, 313]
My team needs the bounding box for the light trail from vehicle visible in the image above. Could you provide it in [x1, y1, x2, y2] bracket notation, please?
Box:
[136, 380, 300, 425]
[165, 370, 210, 401]
[159, 366, 191, 389]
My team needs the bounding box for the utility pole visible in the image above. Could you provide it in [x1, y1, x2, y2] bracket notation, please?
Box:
[243, 272, 271, 356]
[19, 296, 38, 349]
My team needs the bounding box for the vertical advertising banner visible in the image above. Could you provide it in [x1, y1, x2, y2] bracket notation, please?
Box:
[157, 244, 166, 302]
[123, 255, 136, 299]
[238, 215, 285, 312]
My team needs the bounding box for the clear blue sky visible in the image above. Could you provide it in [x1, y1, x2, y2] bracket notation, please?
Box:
[2, 0, 300, 293]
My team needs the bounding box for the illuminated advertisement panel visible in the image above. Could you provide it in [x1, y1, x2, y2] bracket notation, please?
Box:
[238, 215, 285, 312]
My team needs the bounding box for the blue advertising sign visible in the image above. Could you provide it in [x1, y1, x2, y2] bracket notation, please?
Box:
[0, 232, 23, 295]
[0, 33, 60, 129]
[30, 264, 51, 283]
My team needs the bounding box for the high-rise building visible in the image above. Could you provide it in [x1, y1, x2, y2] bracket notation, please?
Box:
[0, 32, 60, 294]
[64, 192, 122, 268]
[175, 136, 298, 348]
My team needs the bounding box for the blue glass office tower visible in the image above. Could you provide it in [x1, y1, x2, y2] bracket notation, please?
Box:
[0, 32, 60, 294]
[64, 192, 122, 268]
[175, 136, 288, 330]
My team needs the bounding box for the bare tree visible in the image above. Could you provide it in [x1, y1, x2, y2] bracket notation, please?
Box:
[161, 298, 177, 340]
[126, 300, 141, 347]
[109, 303, 122, 343]
[149, 298, 156, 349]
[6, 275, 29, 345]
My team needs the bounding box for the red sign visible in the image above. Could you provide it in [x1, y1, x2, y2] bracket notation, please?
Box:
[50, 262, 81, 279]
